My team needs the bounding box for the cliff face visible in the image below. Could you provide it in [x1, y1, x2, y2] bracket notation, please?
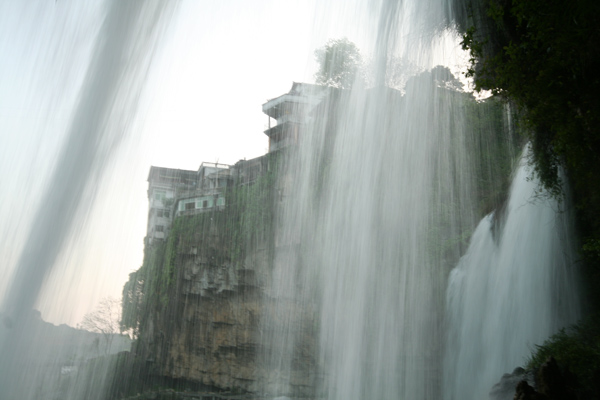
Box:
[124, 156, 318, 396]
[143, 221, 316, 395]
[122, 95, 521, 399]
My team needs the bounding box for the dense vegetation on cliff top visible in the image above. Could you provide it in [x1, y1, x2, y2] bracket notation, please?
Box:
[526, 316, 600, 398]
[457, 0, 600, 273]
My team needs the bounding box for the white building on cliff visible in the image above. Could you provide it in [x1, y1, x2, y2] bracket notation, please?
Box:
[145, 82, 330, 244]
[146, 162, 231, 243]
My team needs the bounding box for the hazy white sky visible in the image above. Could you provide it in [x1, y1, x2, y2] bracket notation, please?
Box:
[0, 0, 467, 326]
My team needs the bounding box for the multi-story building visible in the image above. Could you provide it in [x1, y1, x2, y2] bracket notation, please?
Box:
[146, 162, 231, 243]
[174, 162, 232, 218]
[262, 82, 329, 152]
[145, 82, 330, 244]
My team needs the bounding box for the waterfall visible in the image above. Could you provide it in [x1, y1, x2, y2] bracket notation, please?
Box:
[0, 2, 176, 398]
[0, 0, 584, 399]
[443, 158, 581, 400]
[265, 1, 582, 399]
[267, 3, 478, 397]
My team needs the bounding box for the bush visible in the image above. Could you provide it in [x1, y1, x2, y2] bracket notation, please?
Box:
[459, 0, 600, 311]
[526, 316, 600, 398]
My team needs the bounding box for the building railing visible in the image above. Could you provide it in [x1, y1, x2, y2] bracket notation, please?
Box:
[175, 187, 225, 199]
[175, 205, 226, 218]
[275, 114, 303, 125]
[199, 162, 230, 170]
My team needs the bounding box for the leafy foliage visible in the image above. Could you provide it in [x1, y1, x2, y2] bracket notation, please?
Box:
[315, 38, 365, 88]
[460, 0, 600, 308]
[526, 316, 600, 398]
[379, 56, 422, 90]
[229, 169, 277, 261]
[425, 83, 522, 269]
[466, 96, 522, 214]
[461, 0, 600, 200]
[120, 241, 166, 337]
[459, 1, 600, 393]
[405, 66, 465, 93]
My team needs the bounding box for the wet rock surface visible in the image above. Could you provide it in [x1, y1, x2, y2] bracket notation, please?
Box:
[489, 367, 535, 400]
[137, 229, 318, 397]
[491, 358, 579, 400]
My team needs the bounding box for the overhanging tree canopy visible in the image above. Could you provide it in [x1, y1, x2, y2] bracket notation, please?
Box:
[314, 38, 364, 89]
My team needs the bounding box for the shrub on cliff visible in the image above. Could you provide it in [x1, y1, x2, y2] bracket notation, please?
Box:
[526, 316, 600, 398]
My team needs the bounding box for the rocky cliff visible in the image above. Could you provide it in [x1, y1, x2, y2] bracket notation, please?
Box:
[146, 225, 316, 395]
[121, 155, 318, 397]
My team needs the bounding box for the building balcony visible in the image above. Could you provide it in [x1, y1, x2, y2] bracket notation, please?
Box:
[264, 121, 302, 138]
[269, 136, 296, 152]
[175, 186, 226, 199]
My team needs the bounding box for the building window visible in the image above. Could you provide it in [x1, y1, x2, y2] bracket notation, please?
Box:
[202, 200, 208, 208]
[157, 210, 170, 218]
[155, 225, 164, 232]
[185, 202, 195, 210]
[217, 198, 225, 206]
[154, 190, 166, 201]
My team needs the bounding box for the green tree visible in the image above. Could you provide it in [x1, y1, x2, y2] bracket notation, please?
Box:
[404, 65, 464, 93]
[314, 38, 364, 88]
[381, 56, 422, 90]
[460, 0, 600, 296]
[460, 0, 600, 196]
[459, 3, 600, 390]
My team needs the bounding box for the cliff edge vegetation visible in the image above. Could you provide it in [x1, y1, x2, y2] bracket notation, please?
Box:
[455, 0, 600, 397]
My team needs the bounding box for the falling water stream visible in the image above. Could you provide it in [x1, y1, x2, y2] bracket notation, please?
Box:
[0, 1, 176, 399]
[270, 8, 475, 399]
[0, 0, 583, 399]
[267, 1, 582, 400]
[444, 159, 581, 400]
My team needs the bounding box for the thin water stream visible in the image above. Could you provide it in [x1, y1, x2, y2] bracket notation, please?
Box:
[0, 2, 176, 398]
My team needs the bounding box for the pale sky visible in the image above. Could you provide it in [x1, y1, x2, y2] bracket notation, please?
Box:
[0, 0, 467, 326]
